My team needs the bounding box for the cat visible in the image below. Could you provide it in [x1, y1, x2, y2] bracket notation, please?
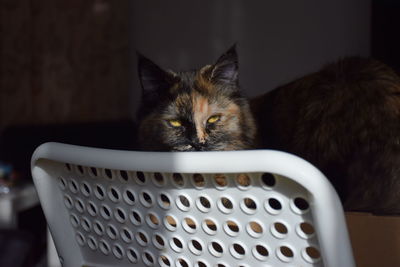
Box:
[251, 57, 400, 214]
[137, 46, 400, 214]
[136, 45, 256, 152]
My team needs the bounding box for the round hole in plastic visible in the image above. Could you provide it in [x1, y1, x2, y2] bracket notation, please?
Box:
[170, 237, 184, 252]
[90, 167, 98, 177]
[158, 193, 171, 209]
[146, 212, 160, 229]
[123, 189, 136, 205]
[303, 246, 321, 263]
[119, 170, 129, 181]
[77, 165, 84, 175]
[294, 197, 310, 211]
[196, 196, 211, 212]
[202, 219, 217, 235]
[99, 239, 110, 255]
[182, 217, 197, 233]
[173, 173, 184, 187]
[164, 215, 177, 231]
[188, 239, 203, 255]
[106, 224, 118, 240]
[159, 255, 171, 267]
[93, 220, 104, 236]
[143, 251, 155, 266]
[271, 222, 288, 239]
[193, 173, 205, 187]
[81, 182, 91, 197]
[209, 241, 224, 257]
[108, 187, 121, 203]
[127, 247, 138, 263]
[58, 177, 67, 190]
[112, 244, 124, 259]
[176, 195, 191, 211]
[223, 220, 240, 236]
[214, 174, 228, 187]
[69, 180, 79, 193]
[136, 171, 146, 184]
[176, 258, 189, 267]
[153, 172, 164, 186]
[247, 221, 263, 238]
[130, 210, 142, 225]
[65, 163, 72, 172]
[298, 222, 315, 238]
[236, 174, 251, 187]
[76, 232, 86, 246]
[104, 168, 113, 180]
[136, 231, 149, 246]
[64, 195, 73, 209]
[121, 228, 133, 243]
[152, 233, 166, 249]
[140, 191, 154, 207]
[230, 243, 246, 259]
[87, 236, 97, 250]
[261, 173, 276, 187]
[100, 205, 112, 220]
[115, 208, 127, 223]
[253, 244, 269, 261]
[94, 184, 105, 200]
[277, 246, 294, 262]
[196, 261, 208, 267]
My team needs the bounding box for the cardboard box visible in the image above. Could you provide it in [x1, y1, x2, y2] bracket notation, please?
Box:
[346, 212, 400, 267]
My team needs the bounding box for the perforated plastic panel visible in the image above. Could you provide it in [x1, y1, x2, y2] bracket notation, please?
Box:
[31, 143, 355, 267]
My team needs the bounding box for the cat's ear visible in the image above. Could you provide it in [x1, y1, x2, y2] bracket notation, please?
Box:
[137, 52, 177, 101]
[207, 44, 239, 85]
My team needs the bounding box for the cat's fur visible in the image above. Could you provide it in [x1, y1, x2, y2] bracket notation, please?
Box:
[137, 45, 256, 151]
[251, 57, 400, 213]
[137, 46, 400, 213]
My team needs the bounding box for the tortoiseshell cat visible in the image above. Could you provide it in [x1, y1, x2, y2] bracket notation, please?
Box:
[137, 45, 256, 151]
[137, 46, 400, 213]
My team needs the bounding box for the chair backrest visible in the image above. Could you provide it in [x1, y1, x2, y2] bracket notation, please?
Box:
[31, 142, 355, 267]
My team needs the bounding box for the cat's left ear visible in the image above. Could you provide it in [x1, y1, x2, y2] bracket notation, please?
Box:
[207, 44, 239, 85]
[137, 52, 178, 102]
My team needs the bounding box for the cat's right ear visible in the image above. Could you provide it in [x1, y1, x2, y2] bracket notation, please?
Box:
[137, 52, 177, 101]
[207, 44, 239, 86]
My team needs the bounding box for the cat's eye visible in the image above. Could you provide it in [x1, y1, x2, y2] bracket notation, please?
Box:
[207, 115, 220, 124]
[168, 119, 182, 127]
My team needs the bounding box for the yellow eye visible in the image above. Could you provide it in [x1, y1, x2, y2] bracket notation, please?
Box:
[168, 119, 182, 127]
[207, 115, 220, 124]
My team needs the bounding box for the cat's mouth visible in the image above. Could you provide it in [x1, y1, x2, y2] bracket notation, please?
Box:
[172, 144, 210, 152]
[172, 143, 232, 151]
[173, 144, 196, 151]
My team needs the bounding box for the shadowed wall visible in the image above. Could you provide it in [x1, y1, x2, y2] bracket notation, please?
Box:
[0, 0, 131, 132]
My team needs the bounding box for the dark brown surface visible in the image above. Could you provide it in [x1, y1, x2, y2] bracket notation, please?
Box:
[0, 0, 131, 132]
[346, 212, 400, 267]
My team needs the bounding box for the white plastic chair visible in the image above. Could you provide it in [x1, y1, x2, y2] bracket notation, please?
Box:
[31, 142, 355, 267]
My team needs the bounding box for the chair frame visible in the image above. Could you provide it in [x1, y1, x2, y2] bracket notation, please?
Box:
[31, 142, 355, 267]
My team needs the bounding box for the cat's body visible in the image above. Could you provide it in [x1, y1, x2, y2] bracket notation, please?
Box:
[251, 57, 400, 213]
[137, 47, 400, 214]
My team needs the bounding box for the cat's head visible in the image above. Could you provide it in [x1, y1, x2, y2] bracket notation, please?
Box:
[136, 45, 256, 151]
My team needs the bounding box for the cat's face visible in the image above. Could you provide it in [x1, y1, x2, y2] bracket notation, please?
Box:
[137, 45, 256, 151]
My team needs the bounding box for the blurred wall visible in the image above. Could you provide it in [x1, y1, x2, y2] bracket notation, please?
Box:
[0, 0, 131, 132]
[130, 0, 371, 116]
[0, 0, 371, 131]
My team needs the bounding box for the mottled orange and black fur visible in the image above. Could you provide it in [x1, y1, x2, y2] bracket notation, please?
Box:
[252, 58, 400, 213]
[137, 45, 256, 151]
[137, 46, 400, 214]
